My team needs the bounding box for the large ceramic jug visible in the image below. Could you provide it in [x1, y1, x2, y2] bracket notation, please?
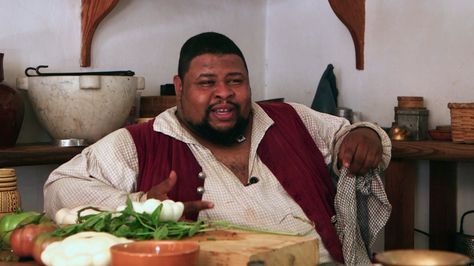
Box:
[0, 53, 24, 147]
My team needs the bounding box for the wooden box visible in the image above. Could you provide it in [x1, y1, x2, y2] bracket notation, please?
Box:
[139, 96, 176, 118]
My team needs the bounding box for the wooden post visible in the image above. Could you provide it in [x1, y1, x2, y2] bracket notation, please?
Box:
[385, 159, 416, 249]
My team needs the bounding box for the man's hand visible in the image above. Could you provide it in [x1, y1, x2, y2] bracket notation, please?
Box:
[147, 170, 214, 218]
[338, 127, 383, 176]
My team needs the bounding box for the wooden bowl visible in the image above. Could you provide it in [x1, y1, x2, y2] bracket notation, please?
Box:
[110, 240, 199, 266]
[429, 129, 452, 141]
[0, 168, 15, 178]
[375, 249, 470, 266]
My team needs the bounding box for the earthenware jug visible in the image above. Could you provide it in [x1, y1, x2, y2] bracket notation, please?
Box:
[0, 53, 24, 147]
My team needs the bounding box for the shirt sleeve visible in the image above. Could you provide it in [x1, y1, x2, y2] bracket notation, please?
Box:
[332, 121, 392, 175]
[43, 128, 143, 218]
[288, 102, 391, 174]
[289, 102, 393, 263]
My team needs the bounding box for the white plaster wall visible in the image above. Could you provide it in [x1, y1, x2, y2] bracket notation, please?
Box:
[266, 0, 474, 249]
[265, 0, 474, 128]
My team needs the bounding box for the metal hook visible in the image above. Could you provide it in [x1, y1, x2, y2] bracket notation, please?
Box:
[25, 65, 49, 77]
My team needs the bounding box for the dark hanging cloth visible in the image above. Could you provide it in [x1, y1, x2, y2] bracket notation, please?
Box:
[311, 64, 338, 115]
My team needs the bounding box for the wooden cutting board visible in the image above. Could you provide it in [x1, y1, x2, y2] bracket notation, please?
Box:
[187, 230, 319, 266]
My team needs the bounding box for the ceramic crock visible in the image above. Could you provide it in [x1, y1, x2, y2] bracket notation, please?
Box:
[17, 75, 144, 145]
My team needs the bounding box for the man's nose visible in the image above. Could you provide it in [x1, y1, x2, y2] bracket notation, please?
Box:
[214, 82, 234, 99]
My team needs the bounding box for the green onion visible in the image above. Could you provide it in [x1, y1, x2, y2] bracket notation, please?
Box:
[52, 198, 310, 240]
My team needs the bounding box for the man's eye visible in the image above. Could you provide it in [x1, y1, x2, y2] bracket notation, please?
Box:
[228, 79, 243, 85]
[199, 80, 215, 86]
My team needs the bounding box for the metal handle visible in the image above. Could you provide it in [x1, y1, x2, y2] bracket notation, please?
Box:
[459, 210, 474, 234]
[25, 65, 135, 77]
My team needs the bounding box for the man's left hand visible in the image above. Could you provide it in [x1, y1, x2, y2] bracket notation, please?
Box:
[338, 127, 383, 176]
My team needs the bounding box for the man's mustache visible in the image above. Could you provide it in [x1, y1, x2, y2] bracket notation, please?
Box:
[206, 101, 240, 113]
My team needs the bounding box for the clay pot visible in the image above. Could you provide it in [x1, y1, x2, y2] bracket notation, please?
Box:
[110, 240, 200, 266]
[0, 53, 24, 147]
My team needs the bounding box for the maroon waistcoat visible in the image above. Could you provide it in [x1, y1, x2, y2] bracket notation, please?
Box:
[126, 102, 344, 263]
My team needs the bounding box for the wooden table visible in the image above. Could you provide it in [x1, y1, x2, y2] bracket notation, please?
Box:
[0, 230, 318, 266]
[385, 140, 474, 251]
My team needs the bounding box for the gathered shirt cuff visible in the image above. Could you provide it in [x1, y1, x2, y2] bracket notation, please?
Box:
[332, 121, 392, 176]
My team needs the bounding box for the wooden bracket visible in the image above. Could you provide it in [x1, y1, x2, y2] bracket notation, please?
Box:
[328, 0, 366, 70]
[81, 0, 119, 67]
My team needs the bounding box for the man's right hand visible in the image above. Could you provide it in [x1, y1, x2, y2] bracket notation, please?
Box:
[146, 170, 214, 219]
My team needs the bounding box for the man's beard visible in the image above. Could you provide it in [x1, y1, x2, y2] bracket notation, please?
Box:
[183, 104, 250, 146]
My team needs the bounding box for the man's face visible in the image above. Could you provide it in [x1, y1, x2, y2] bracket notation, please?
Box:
[174, 53, 252, 145]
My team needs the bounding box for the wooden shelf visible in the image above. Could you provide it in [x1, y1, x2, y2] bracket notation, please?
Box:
[1, 140, 473, 168]
[391, 140, 474, 161]
[0, 144, 85, 168]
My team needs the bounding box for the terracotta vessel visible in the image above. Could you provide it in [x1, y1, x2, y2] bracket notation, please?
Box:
[110, 240, 200, 266]
[0, 53, 24, 147]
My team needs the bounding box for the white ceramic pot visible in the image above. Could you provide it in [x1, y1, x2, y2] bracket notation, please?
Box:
[17, 75, 145, 144]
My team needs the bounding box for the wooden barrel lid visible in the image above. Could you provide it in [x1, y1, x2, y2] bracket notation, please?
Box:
[398, 96, 424, 108]
[397, 96, 424, 101]
[0, 169, 15, 178]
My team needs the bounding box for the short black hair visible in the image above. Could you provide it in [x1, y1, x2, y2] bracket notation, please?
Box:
[178, 32, 248, 80]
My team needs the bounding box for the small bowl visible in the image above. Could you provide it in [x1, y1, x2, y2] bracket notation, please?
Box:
[429, 129, 452, 141]
[110, 240, 199, 266]
[375, 249, 470, 266]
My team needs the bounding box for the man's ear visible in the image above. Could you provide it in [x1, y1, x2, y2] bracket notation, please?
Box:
[173, 75, 183, 99]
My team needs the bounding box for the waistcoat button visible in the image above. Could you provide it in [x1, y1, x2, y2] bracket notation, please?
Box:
[198, 172, 206, 180]
[197, 186, 205, 194]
